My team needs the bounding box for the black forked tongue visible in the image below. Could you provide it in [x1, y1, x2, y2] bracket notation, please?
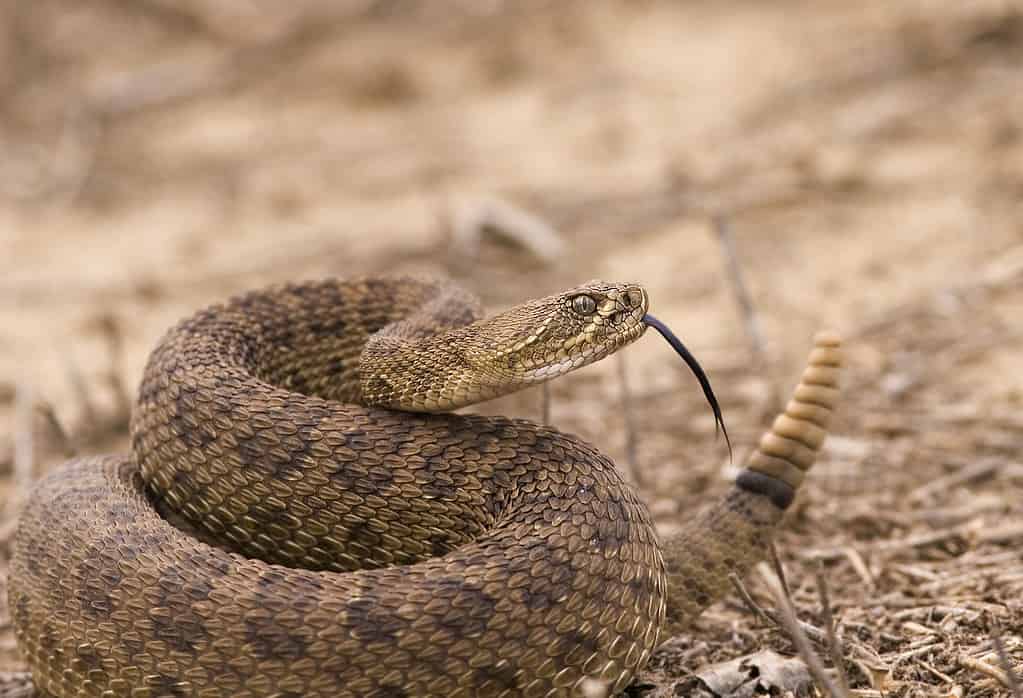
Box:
[643, 314, 732, 460]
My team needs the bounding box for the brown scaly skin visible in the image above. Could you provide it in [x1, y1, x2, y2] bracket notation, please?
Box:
[5, 278, 841, 697]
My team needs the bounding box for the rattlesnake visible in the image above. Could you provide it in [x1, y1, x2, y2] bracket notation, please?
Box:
[5, 278, 841, 697]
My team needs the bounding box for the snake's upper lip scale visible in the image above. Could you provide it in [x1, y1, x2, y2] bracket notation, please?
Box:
[642, 314, 732, 460]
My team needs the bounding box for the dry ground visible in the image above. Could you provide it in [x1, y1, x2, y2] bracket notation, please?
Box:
[1, 1, 1022, 695]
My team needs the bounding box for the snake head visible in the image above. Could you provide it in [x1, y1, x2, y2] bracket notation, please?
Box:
[360, 280, 650, 412]
[469, 280, 650, 383]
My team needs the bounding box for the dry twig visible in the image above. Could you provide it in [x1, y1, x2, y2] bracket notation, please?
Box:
[769, 542, 793, 601]
[758, 563, 848, 698]
[728, 569, 885, 679]
[990, 620, 1023, 698]
[712, 216, 768, 368]
[959, 653, 1018, 691]
[798, 518, 1023, 562]
[450, 196, 565, 265]
[729, 573, 774, 627]
[817, 570, 852, 695]
[908, 458, 1003, 503]
[35, 402, 76, 458]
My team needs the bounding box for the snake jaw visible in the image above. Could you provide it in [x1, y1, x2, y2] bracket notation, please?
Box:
[517, 314, 648, 384]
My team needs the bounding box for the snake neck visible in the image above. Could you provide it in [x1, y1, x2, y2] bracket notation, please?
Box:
[358, 322, 561, 412]
[357, 325, 485, 411]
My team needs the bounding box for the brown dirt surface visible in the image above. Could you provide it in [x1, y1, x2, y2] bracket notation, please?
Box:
[1, 1, 1022, 695]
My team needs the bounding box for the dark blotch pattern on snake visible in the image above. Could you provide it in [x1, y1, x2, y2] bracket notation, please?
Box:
[5, 277, 842, 697]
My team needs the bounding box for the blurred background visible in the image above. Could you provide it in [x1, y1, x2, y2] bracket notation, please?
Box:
[1, 1, 1022, 695]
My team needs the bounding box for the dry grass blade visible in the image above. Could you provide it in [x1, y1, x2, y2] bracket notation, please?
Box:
[908, 458, 1003, 503]
[816, 569, 852, 695]
[758, 562, 849, 698]
[712, 215, 767, 369]
[729, 572, 773, 626]
[959, 653, 1019, 691]
[802, 521, 989, 561]
[729, 572, 835, 647]
[769, 541, 793, 601]
[990, 620, 1023, 698]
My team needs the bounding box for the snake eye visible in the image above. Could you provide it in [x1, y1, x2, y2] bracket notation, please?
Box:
[571, 294, 597, 315]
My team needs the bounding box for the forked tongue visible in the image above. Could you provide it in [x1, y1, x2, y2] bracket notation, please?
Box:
[643, 314, 732, 460]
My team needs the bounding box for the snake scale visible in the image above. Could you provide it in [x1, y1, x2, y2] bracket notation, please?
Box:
[5, 277, 842, 698]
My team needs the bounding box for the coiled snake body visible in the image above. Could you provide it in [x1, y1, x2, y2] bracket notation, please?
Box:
[5, 278, 841, 697]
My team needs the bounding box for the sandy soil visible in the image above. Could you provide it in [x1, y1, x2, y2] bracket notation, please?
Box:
[1, 1, 1021, 695]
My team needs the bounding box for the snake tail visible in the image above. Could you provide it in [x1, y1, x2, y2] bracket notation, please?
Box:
[660, 331, 842, 635]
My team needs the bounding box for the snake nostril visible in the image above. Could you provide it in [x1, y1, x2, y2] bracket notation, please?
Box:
[626, 288, 644, 310]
